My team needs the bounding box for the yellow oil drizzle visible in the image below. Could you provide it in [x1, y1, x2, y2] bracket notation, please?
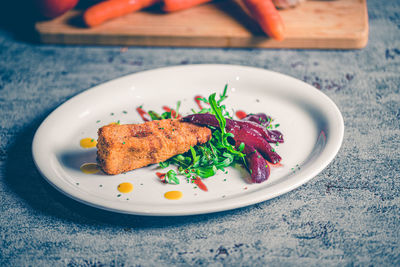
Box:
[164, 191, 183, 200]
[80, 163, 100, 174]
[118, 182, 134, 193]
[80, 137, 97, 148]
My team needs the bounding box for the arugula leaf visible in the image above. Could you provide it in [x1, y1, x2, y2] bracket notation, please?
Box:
[166, 169, 179, 184]
[208, 92, 245, 160]
[148, 111, 162, 120]
[159, 161, 170, 169]
[217, 84, 228, 105]
[175, 101, 181, 118]
[209, 93, 227, 134]
[196, 165, 217, 178]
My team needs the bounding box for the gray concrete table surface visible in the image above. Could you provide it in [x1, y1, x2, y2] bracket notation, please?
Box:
[1, 0, 399, 266]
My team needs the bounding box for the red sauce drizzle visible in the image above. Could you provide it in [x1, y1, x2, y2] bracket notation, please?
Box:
[193, 177, 208, 192]
[136, 107, 150, 122]
[235, 110, 247, 120]
[162, 106, 181, 119]
[194, 95, 204, 110]
[156, 172, 166, 182]
[268, 162, 283, 168]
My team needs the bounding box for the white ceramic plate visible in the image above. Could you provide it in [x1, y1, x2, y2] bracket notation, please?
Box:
[32, 64, 344, 216]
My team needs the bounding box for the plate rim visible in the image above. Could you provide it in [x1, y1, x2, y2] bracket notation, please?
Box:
[32, 64, 344, 216]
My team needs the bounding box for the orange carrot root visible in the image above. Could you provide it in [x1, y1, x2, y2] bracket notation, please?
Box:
[242, 0, 285, 41]
[83, 0, 159, 27]
[162, 0, 212, 12]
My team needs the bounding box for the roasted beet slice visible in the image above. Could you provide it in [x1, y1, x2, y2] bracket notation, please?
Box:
[242, 113, 272, 127]
[183, 113, 237, 132]
[236, 121, 283, 143]
[246, 151, 270, 183]
[266, 129, 284, 143]
[241, 113, 284, 143]
[232, 126, 281, 164]
[241, 144, 270, 183]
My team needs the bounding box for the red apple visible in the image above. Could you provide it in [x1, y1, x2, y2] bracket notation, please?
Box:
[35, 0, 79, 18]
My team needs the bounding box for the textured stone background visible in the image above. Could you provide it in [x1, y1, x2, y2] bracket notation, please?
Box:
[1, 0, 399, 266]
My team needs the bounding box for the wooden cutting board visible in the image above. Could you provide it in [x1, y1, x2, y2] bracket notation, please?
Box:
[35, 0, 368, 49]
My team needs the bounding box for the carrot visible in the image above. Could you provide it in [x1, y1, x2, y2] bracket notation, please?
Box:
[83, 0, 160, 27]
[162, 0, 212, 12]
[241, 0, 285, 41]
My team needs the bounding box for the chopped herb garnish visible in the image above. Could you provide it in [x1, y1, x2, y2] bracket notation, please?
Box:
[123, 110, 128, 114]
[110, 113, 114, 116]
[238, 142, 245, 152]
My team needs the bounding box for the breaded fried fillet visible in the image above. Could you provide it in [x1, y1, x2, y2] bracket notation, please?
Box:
[97, 119, 212, 175]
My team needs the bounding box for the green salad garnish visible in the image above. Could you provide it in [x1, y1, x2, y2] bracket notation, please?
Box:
[148, 85, 245, 184]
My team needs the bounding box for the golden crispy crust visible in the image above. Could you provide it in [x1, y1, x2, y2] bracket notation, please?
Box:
[97, 119, 212, 175]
